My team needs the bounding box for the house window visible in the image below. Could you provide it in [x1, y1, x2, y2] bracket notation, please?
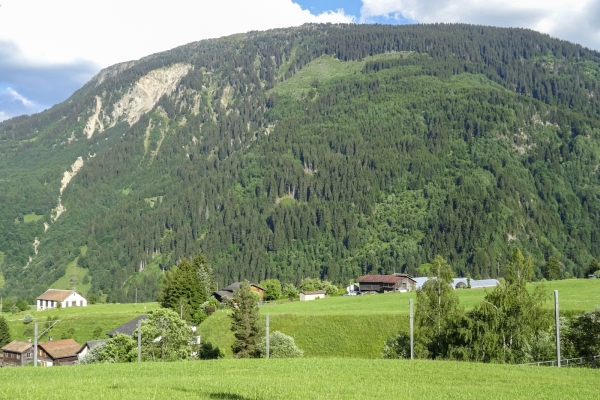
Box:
[17, 354, 20, 360]
[72, 301, 76, 307]
[26, 352, 31, 358]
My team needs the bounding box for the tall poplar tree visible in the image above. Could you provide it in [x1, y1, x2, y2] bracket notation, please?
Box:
[415, 255, 463, 359]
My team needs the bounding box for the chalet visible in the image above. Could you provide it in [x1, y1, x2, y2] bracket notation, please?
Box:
[300, 290, 325, 301]
[1, 340, 34, 367]
[358, 274, 417, 293]
[213, 282, 265, 302]
[37, 289, 87, 311]
[77, 339, 107, 358]
[37, 338, 81, 366]
[107, 315, 148, 338]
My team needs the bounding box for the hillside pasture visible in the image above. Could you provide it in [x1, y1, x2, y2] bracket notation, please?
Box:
[5, 303, 159, 345]
[0, 358, 596, 399]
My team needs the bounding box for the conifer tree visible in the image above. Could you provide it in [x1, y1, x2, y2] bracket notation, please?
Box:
[230, 281, 263, 358]
[0, 315, 11, 348]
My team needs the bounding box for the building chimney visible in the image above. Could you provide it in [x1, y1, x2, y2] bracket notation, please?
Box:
[49, 336, 53, 342]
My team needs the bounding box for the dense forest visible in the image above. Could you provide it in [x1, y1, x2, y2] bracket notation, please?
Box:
[1, 23, 599, 302]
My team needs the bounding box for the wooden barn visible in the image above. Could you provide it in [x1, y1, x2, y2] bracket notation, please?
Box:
[358, 274, 417, 293]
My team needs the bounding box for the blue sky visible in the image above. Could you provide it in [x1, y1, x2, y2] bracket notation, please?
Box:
[0, 0, 599, 121]
[295, 0, 414, 24]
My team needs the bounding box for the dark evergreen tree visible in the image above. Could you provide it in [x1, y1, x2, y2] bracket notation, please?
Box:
[0, 315, 11, 348]
[230, 281, 263, 358]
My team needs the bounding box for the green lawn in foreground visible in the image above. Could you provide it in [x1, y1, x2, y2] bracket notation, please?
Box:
[4, 303, 159, 344]
[0, 358, 596, 399]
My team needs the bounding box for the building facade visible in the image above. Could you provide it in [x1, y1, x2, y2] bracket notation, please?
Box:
[37, 289, 87, 311]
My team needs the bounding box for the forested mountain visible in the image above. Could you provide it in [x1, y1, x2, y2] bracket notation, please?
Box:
[1, 23, 600, 302]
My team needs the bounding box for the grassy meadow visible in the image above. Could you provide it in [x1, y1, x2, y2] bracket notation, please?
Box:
[0, 358, 597, 399]
[200, 279, 600, 359]
[2, 279, 598, 359]
[4, 303, 159, 344]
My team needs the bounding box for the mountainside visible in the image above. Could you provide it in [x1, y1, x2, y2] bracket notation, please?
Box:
[1, 23, 600, 301]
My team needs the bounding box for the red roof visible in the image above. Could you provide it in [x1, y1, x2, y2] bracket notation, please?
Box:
[358, 275, 403, 284]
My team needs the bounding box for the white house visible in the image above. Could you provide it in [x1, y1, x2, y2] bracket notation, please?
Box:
[36, 289, 87, 311]
[300, 290, 326, 301]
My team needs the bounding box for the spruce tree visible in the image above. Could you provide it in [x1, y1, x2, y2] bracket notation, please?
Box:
[0, 315, 11, 348]
[230, 281, 263, 358]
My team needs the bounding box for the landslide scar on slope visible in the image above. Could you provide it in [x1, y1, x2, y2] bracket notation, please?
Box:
[84, 63, 192, 138]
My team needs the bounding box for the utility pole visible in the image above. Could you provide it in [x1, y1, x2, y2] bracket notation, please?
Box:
[33, 320, 60, 367]
[409, 299, 414, 360]
[555, 290, 560, 367]
[266, 313, 270, 359]
[137, 319, 142, 363]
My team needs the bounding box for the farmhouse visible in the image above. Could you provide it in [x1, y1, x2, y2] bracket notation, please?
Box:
[358, 274, 417, 293]
[77, 339, 107, 358]
[36, 289, 87, 311]
[213, 282, 265, 302]
[1, 340, 34, 367]
[106, 315, 148, 338]
[37, 338, 81, 366]
[300, 290, 326, 301]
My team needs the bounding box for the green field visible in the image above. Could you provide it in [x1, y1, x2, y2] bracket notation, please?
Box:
[23, 213, 44, 223]
[201, 279, 600, 359]
[3, 279, 598, 359]
[50, 246, 91, 294]
[260, 279, 600, 316]
[0, 358, 596, 399]
[4, 303, 159, 344]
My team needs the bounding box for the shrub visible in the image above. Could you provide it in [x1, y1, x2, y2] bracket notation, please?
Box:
[23, 314, 33, 324]
[282, 284, 299, 300]
[198, 342, 224, 359]
[381, 332, 411, 359]
[77, 342, 107, 365]
[258, 331, 304, 358]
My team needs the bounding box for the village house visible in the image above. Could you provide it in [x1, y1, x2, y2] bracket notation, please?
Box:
[299, 290, 326, 301]
[37, 289, 87, 311]
[213, 282, 265, 302]
[106, 315, 148, 338]
[37, 338, 81, 366]
[1, 340, 34, 367]
[358, 274, 417, 293]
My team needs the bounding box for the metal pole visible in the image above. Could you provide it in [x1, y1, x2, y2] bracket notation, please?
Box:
[554, 290, 560, 368]
[137, 319, 142, 363]
[409, 299, 414, 360]
[34, 322, 38, 367]
[266, 313, 270, 359]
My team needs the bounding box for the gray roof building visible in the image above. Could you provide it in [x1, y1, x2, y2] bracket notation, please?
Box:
[106, 315, 148, 337]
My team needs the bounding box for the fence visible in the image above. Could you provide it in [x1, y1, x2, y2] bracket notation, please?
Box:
[521, 355, 600, 368]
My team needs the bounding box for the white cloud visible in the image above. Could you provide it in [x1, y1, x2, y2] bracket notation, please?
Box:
[359, 0, 600, 50]
[5, 87, 35, 108]
[0, 111, 9, 122]
[0, 0, 354, 69]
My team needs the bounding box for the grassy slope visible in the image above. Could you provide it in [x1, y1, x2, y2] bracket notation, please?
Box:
[5, 303, 159, 344]
[0, 359, 596, 399]
[49, 246, 91, 294]
[4, 279, 598, 358]
[23, 213, 44, 223]
[201, 279, 600, 358]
